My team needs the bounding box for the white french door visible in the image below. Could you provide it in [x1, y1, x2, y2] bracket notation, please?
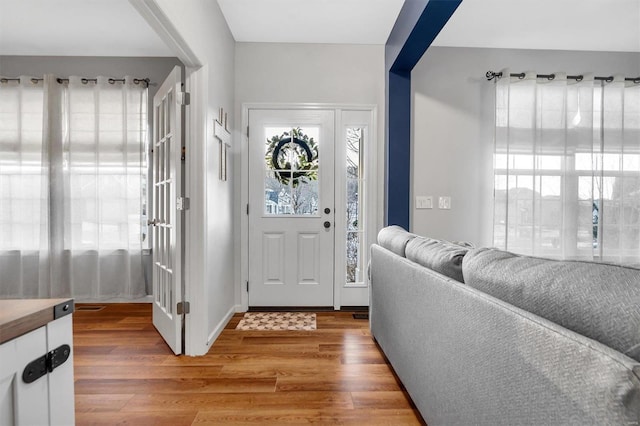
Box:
[151, 66, 184, 354]
[248, 109, 335, 307]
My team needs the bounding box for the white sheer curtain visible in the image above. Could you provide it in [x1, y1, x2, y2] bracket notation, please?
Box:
[493, 69, 640, 265]
[0, 77, 49, 297]
[0, 74, 148, 299]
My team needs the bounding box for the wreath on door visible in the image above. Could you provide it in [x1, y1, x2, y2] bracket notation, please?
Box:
[265, 128, 318, 187]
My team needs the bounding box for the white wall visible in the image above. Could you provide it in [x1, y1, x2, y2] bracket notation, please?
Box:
[411, 46, 640, 246]
[234, 43, 386, 307]
[152, 0, 236, 354]
[235, 43, 384, 105]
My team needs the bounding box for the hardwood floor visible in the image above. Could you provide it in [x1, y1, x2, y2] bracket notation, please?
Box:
[73, 303, 425, 425]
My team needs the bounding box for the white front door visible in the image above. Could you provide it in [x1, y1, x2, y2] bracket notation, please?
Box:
[151, 66, 184, 354]
[248, 109, 335, 307]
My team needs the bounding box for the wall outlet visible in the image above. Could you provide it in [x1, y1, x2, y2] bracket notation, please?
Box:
[415, 196, 433, 209]
[438, 196, 451, 209]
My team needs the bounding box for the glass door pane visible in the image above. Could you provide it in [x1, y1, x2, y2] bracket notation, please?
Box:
[263, 126, 320, 215]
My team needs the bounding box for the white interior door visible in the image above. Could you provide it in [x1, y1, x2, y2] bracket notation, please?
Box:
[151, 66, 183, 354]
[248, 109, 335, 307]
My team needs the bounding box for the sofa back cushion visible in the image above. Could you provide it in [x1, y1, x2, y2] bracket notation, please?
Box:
[463, 248, 640, 362]
[377, 226, 417, 257]
[405, 237, 469, 283]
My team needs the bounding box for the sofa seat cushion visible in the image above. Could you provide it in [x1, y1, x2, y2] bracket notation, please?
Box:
[377, 226, 417, 258]
[405, 237, 469, 283]
[463, 248, 640, 362]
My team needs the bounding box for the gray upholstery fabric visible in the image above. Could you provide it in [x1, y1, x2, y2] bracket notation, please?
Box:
[463, 248, 640, 362]
[452, 240, 475, 248]
[370, 245, 640, 425]
[405, 236, 469, 283]
[376, 225, 417, 257]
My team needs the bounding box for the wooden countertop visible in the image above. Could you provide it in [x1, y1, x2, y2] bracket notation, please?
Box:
[0, 298, 74, 345]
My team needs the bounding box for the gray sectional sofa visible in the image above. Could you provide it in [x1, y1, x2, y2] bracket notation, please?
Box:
[370, 226, 640, 425]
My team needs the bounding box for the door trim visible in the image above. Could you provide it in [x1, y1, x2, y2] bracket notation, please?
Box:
[129, 0, 200, 68]
[183, 65, 208, 356]
[240, 103, 379, 311]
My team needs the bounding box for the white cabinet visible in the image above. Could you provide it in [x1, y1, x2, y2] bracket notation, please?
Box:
[0, 299, 75, 426]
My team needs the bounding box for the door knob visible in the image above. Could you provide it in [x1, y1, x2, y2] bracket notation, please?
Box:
[324, 221, 331, 229]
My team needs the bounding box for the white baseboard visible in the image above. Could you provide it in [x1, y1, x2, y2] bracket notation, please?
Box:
[206, 304, 240, 347]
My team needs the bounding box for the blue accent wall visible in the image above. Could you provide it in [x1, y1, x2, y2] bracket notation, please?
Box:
[386, 70, 411, 227]
[385, 0, 462, 228]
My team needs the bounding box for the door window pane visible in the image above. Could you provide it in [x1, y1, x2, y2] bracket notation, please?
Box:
[263, 127, 319, 215]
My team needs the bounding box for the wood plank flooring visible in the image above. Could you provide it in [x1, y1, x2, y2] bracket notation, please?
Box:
[73, 303, 425, 425]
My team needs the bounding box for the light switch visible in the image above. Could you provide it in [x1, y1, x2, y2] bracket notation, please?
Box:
[415, 196, 433, 209]
[438, 196, 451, 209]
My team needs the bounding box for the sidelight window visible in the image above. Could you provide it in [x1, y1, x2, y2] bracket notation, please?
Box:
[346, 127, 365, 285]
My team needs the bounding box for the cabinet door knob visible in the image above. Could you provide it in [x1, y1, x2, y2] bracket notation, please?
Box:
[324, 221, 331, 229]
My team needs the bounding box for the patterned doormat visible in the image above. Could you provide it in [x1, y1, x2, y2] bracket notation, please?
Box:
[235, 312, 317, 331]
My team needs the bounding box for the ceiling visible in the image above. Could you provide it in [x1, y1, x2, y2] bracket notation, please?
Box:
[0, 0, 638, 57]
[217, 0, 405, 44]
[0, 0, 174, 56]
[433, 0, 640, 53]
[0, 0, 405, 57]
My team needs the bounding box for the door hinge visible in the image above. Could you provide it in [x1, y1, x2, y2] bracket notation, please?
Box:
[177, 197, 190, 211]
[246, 204, 249, 215]
[181, 146, 186, 161]
[177, 301, 190, 315]
[246, 281, 249, 292]
[246, 126, 250, 138]
[22, 344, 71, 384]
[177, 92, 190, 106]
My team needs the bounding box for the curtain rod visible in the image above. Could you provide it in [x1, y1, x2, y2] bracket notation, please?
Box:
[0, 77, 151, 86]
[486, 70, 640, 84]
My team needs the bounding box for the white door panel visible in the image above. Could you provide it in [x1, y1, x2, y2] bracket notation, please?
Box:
[46, 315, 74, 424]
[298, 233, 320, 284]
[152, 66, 183, 354]
[248, 109, 335, 307]
[263, 233, 285, 284]
[0, 315, 76, 424]
[0, 328, 48, 425]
